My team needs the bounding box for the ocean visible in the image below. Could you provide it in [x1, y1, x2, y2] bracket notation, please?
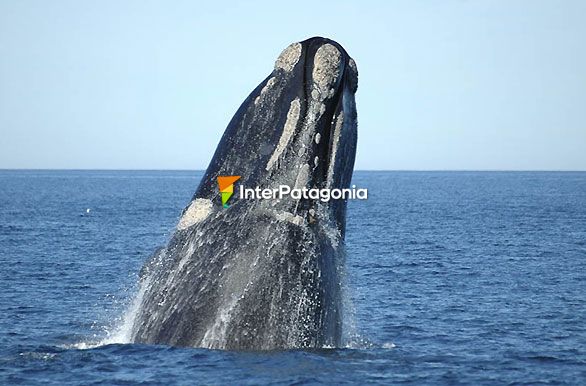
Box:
[0, 170, 585, 384]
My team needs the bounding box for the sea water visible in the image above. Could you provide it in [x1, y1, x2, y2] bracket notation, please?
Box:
[0, 170, 585, 384]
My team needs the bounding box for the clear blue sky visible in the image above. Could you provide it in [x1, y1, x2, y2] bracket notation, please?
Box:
[1, 1, 585, 170]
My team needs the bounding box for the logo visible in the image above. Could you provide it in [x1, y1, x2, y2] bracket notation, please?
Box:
[217, 176, 241, 208]
[240, 184, 368, 202]
[217, 174, 368, 207]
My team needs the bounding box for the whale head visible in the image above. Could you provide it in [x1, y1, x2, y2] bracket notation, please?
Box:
[188, 37, 358, 236]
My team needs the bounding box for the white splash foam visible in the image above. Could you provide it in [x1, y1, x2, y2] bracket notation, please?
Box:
[100, 276, 152, 346]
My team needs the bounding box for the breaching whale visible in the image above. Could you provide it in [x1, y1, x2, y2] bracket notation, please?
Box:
[129, 37, 358, 350]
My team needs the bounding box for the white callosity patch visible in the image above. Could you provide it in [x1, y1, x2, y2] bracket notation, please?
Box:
[327, 111, 344, 188]
[254, 77, 277, 105]
[294, 44, 342, 155]
[294, 163, 310, 190]
[177, 199, 213, 230]
[268, 44, 343, 176]
[272, 209, 305, 226]
[274, 42, 302, 72]
[266, 98, 301, 170]
[312, 44, 342, 100]
[297, 146, 305, 157]
[278, 43, 342, 179]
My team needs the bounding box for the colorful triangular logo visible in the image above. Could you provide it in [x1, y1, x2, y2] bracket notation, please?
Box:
[217, 176, 241, 208]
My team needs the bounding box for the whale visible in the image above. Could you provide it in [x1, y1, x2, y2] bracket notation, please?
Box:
[128, 37, 358, 350]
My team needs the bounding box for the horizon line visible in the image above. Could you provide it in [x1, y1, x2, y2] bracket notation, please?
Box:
[1, 168, 585, 173]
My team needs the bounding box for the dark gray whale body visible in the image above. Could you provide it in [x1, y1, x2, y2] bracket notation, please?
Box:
[129, 37, 358, 350]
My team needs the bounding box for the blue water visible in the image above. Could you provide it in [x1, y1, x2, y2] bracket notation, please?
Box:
[1, 170, 585, 384]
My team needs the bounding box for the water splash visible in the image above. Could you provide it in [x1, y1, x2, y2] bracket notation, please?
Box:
[100, 276, 152, 346]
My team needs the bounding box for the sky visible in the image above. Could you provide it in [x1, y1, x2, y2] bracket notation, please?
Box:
[0, 1, 585, 170]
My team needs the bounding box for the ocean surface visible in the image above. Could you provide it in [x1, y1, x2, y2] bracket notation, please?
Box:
[0, 170, 585, 385]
